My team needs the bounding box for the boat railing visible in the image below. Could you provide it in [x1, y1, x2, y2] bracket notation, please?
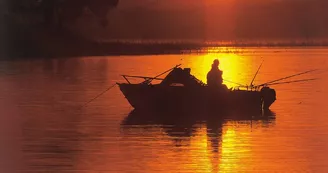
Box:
[121, 64, 182, 85]
[121, 75, 164, 84]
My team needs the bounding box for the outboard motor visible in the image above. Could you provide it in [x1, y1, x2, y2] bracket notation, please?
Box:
[260, 86, 276, 110]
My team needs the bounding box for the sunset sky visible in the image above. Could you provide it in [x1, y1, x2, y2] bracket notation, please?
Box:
[72, 0, 328, 41]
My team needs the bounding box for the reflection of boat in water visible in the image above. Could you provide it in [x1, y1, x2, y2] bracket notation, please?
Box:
[117, 64, 277, 112]
[120, 105, 277, 171]
[120, 109, 276, 147]
[122, 109, 276, 126]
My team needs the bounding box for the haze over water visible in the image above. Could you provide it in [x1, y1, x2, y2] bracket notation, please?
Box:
[0, 47, 328, 172]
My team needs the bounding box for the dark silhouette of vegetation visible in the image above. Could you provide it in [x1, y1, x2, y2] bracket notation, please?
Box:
[8, 0, 119, 28]
[3, 0, 328, 59]
[3, 0, 120, 58]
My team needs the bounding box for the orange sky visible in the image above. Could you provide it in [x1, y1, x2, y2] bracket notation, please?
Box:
[72, 0, 328, 41]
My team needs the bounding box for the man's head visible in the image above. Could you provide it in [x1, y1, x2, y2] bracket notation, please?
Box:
[213, 59, 219, 65]
[212, 59, 219, 68]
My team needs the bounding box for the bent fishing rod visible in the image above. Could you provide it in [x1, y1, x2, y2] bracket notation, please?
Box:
[261, 78, 318, 86]
[255, 69, 318, 88]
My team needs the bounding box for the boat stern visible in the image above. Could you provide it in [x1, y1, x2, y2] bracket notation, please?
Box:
[260, 86, 276, 110]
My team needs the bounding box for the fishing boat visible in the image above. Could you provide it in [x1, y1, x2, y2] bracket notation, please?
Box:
[117, 64, 317, 112]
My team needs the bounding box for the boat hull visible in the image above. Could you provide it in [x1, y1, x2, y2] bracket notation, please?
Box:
[118, 83, 274, 112]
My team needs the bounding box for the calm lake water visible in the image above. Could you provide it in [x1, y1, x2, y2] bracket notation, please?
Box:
[1, 47, 328, 173]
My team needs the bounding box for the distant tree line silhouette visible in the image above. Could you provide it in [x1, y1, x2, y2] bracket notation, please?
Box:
[8, 0, 119, 29]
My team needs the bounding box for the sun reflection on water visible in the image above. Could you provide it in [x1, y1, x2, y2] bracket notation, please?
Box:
[187, 122, 253, 173]
[187, 126, 214, 173]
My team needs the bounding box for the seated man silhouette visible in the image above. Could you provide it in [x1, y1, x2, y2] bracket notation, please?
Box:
[207, 59, 226, 89]
[206, 59, 228, 111]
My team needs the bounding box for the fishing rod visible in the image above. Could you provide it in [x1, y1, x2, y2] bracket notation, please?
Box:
[154, 64, 181, 78]
[122, 75, 164, 81]
[80, 83, 117, 109]
[223, 79, 247, 87]
[221, 59, 264, 89]
[145, 64, 182, 84]
[255, 69, 318, 87]
[250, 59, 264, 87]
[80, 64, 182, 108]
[263, 78, 318, 86]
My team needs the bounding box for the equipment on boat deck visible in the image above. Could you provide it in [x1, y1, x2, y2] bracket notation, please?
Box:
[117, 64, 277, 112]
[117, 63, 317, 113]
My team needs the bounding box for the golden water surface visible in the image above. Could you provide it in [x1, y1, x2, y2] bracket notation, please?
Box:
[0, 47, 327, 172]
